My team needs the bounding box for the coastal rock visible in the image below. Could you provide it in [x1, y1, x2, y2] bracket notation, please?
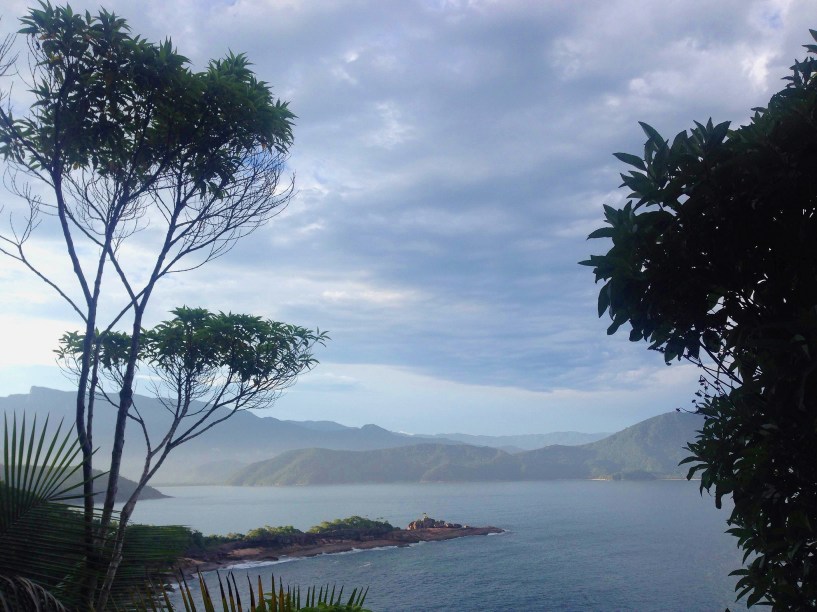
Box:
[407, 516, 463, 530]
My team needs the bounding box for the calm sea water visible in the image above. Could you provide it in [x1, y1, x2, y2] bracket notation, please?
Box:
[127, 481, 746, 611]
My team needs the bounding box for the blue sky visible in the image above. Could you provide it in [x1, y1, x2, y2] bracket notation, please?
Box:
[0, 0, 812, 434]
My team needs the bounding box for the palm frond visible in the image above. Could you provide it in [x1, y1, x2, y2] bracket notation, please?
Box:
[0, 412, 110, 608]
[0, 574, 70, 612]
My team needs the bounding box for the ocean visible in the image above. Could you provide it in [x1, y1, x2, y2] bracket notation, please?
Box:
[126, 480, 747, 611]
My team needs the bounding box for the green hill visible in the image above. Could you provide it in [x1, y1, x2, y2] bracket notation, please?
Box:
[228, 411, 704, 485]
[581, 411, 700, 477]
[229, 444, 514, 485]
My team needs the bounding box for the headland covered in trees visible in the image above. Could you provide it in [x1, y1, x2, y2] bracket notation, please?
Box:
[179, 516, 504, 576]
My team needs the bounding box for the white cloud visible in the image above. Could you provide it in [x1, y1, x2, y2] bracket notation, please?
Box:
[0, 0, 812, 433]
[321, 284, 418, 307]
[0, 314, 74, 367]
[363, 101, 415, 148]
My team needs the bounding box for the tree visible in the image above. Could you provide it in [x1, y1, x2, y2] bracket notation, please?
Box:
[55, 307, 326, 600]
[0, 3, 315, 608]
[581, 31, 817, 608]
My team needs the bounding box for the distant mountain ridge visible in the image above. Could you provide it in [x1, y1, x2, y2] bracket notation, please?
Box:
[415, 431, 611, 452]
[228, 412, 703, 485]
[1, 387, 611, 485]
[0, 388, 441, 484]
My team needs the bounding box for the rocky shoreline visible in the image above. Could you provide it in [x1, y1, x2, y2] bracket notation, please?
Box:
[179, 524, 504, 576]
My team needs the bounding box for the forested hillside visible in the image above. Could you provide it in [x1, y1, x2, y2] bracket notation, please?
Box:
[229, 411, 703, 485]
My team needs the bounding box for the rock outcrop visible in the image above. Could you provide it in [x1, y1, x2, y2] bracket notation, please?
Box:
[407, 516, 464, 530]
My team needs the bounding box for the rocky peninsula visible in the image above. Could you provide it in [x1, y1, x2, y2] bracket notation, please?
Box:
[179, 516, 504, 576]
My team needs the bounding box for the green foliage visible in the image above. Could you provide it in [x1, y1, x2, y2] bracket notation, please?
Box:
[307, 516, 394, 534]
[582, 29, 817, 609]
[244, 525, 303, 540]
[186, 530, 246, 551]
[117, 524, 194, 587]
[138, 571, 371, 612]
[0, 414, 189, 609]
[0, 575, 69, 612]
[55, 306, 327, 512]
[57, 307, 327, 402]
[1, 1, 293, 194]
[0, 413, 93, 609]
[184, 524, 308, 552]
[143, 307, 326, 387]
[264, 580, 369, 612]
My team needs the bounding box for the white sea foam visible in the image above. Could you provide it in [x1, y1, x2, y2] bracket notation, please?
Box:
[315, 545, 401, 557]
[223, 544, 404, 571]
[224, 558, 298, 570]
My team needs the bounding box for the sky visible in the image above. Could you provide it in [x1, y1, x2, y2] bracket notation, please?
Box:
[0, 0, 812, 435]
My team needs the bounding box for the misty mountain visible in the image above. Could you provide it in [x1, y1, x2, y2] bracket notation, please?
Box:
[282, 419, 353, 432]
[0, 387, 440, 484]
[76, 470, 167, 502]
[228, 411, 704, 485]
[1, 387, 611, 485]
[579, 410, 700, 476]
[416, 431, 611, 452]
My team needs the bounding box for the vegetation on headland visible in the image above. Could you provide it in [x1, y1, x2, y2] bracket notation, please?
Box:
[187, 516, 396, 552]
[308, 516, 395, 535]
[183, 514, 497, 556]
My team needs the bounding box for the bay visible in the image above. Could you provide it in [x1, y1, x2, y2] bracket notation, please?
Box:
[127, 481, 747, 611]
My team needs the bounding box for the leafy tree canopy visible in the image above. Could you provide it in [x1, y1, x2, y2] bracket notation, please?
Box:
[582, 30, 817, 609]
[308, 516, 395, 534]
[2, 1, 293, 195]
[56, 307, 327, 444]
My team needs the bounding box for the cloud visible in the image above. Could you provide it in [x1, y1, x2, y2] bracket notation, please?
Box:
[0, 0, 812, 432]
[269, 360, 699, 434]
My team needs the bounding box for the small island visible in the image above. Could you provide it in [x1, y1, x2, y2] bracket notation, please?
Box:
[179, 515, 504, 575]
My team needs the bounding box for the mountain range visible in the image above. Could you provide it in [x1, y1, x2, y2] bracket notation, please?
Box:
[0, 387, 445, 484]
[228, 411, 703, 485]
[415, 431, 610, 453]
[1, 387, 701, 487]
